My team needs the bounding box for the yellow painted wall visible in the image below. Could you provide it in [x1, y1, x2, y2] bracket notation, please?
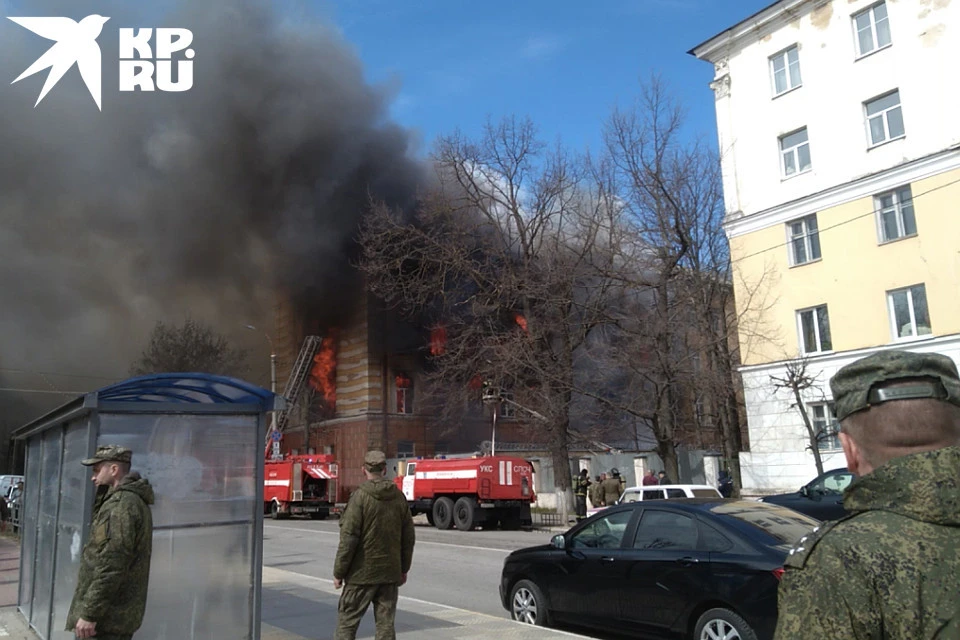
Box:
[732, 167, 960, 366]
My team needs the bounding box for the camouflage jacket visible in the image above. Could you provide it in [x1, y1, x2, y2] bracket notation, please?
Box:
[66, 475, 155, 635]
[774, 446, 960, 639]
[334, 477, 415, 585]
[599, 477, 622, 506]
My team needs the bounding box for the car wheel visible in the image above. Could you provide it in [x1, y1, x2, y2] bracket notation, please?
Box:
[510, 579, 550, 627]
[694, 608, 758, 640]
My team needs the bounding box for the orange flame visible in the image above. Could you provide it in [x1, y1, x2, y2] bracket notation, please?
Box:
[430, 325, 447, 356]
[308, 331, 338, 407]
[515, 313, 528, 333]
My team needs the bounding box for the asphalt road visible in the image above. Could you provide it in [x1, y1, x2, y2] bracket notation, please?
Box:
[263, 517, 554, 618]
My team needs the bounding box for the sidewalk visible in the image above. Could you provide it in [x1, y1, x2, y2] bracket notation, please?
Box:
[0, 536, 587, 640]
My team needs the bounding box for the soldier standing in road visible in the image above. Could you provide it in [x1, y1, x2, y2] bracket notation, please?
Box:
[334, 450, 416, 640]
[775, 350, 960, 639]
[67, 445, 154, 640]
[574, 469, 590, 522]
[599, 468, 623, 506]
[588, 474, 603, 508]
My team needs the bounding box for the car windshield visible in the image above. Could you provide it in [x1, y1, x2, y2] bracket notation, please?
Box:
[707, 502, 820, 546]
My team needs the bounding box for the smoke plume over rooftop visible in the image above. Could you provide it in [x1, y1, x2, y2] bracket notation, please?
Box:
[0, 0, 426, 409]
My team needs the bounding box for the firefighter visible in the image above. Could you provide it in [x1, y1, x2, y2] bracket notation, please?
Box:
[574, 469, 590, 522]
[600, 468, 624, 506]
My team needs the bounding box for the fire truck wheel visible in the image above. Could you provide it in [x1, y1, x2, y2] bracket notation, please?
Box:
[432, 497, 454, 530]
[426, 511, 435, 526]
[270, 501, 281, 520]
[454, 497, 476, 531]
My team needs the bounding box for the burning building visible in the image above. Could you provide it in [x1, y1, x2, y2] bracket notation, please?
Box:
[271, 288, 531, 498]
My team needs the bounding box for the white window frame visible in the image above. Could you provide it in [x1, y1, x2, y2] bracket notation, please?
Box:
[853, 1, 892, 59]
[864, 90, 904, 148]
[769, 45, 802, 97]
[810, 402, 840, 451]
[780, 128, 811, 178]
[796, 305, 832, 354]
[887, 284, 932, 341]
[875, 185, 916, 243]
[787, 214, 821, 266]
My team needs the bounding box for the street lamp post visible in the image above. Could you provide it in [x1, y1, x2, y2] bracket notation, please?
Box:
[245, 324, 277, 435]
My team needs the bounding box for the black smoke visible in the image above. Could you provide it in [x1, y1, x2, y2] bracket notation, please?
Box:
[0, 0, 427, 405]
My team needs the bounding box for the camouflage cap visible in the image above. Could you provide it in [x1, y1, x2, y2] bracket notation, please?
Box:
[830, 350, 960, 421]
[81, 444, 133, 466]
[363, 450, 387, 472]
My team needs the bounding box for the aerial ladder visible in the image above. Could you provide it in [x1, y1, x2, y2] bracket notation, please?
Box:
[266, 335, 321, 453]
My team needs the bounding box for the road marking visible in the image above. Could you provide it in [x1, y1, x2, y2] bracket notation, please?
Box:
[261, 565, 591, 638]
[264, 524, 514, 554]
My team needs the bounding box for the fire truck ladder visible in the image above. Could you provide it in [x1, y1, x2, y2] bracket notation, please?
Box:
[270, 335, 322, 443]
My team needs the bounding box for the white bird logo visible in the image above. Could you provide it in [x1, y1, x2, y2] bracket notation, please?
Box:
[9, 15, 111, 110]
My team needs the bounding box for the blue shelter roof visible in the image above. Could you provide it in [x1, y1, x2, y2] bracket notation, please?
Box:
[96, 373, 276, 405]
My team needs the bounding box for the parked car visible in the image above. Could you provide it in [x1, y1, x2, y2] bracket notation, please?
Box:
[758, 468, 854, 521]
[501, 498, 821, 639]
[587, 484, 722, 518]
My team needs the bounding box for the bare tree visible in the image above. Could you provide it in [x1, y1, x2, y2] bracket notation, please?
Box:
[359, 116, 622, 501]
[586, 78, 730, 483]
[770, 357, 829, 476]
[131, 319, 249, 377]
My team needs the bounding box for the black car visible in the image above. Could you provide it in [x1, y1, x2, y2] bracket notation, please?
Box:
[758, 468, 855, 521]
[500, 499, 821, 640]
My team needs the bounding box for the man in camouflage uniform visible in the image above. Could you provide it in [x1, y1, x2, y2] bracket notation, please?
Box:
[589, 474, 603, 508]
[67, 445, 155, 640]
[334, 450, 416, 640]
[599, 468, 623, 506]
[775, 350, 960, 639]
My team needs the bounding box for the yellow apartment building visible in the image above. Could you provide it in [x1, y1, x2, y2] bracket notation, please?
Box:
[691, 0, 960, 491]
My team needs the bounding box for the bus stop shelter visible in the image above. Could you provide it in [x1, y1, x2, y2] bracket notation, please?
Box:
[11, 373, 282, 640]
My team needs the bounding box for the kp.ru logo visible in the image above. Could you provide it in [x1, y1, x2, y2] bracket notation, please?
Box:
[8, 15, 195, 111]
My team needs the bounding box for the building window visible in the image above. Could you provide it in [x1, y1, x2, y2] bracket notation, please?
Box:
[788, 214, 821, 265]
[887, 284, 931, 340]
[797, 305, 832, 354]
[876, 186, 916, 243]
[780, 128, 811, 177]
[499, 390, 516, 418]
[811, 403, 840, 451]
[853, 2, 891, 58]
[865, 90, 904, 146]
[770, 45, 802, 96]
[394, 372, 413, 414]
[397, 440, 415, 459]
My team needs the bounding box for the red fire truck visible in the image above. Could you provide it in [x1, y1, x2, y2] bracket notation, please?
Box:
[264, 454, 339, 520]
[393, 455, 536, 531]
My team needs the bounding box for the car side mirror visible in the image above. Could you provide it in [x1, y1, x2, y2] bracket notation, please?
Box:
[799, 486, 809, 498]
[551, 534, 565, 549]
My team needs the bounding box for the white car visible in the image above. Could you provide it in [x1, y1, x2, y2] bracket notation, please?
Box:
[587, 484, 722, 517]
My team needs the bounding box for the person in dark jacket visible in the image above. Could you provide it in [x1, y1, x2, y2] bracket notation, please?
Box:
[334, 450, 416, 640]
[657, 470, 673, 485]
[67, 445, 154, 640]
[573, 469, 590, 521]
[775, 350, 960, 639]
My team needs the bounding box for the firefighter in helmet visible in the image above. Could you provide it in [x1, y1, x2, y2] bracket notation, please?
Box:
[600, 468, 624, 506]
[574, 469, 591, 522]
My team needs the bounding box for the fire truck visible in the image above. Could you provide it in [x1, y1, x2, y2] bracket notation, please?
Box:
[264, 454, 339, 520]
[394, 455, 535, 531]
